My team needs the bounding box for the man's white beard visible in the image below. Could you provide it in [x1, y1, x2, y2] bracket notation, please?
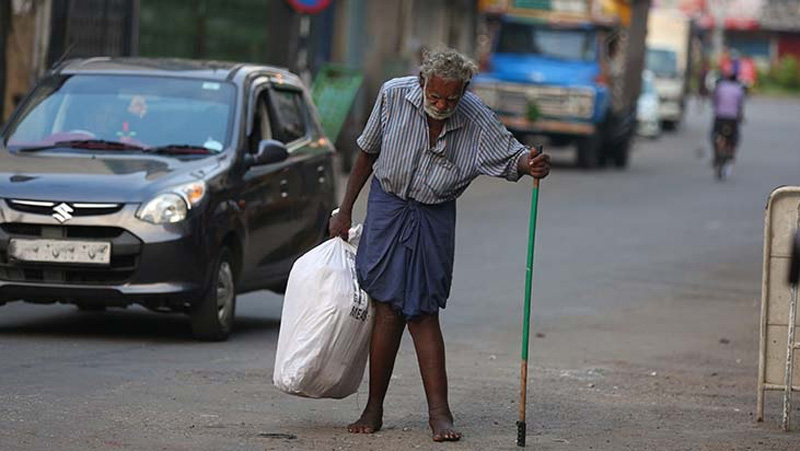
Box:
[424, 101, 456, 120]
[423, 79, 458, 120]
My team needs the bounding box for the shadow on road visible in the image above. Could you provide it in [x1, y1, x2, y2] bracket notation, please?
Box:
[0, 305, 280, 342]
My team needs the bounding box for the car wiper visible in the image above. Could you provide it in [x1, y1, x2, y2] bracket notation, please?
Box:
[146, 144, 213, 155]
[17, 139, 145, 152]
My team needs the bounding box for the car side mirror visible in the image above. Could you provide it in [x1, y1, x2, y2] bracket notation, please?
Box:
[245, 139, 288, 168]
[790, 229, 800, 286]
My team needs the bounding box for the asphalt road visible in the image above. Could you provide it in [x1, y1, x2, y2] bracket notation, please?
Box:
[1, 97, 799, 451]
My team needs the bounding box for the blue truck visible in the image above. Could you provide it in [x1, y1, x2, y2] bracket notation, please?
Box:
[472, 1, 650, 169]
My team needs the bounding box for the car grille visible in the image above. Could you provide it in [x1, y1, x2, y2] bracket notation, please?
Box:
[0, 224, 142, 284]
[6, 199, 123, 217]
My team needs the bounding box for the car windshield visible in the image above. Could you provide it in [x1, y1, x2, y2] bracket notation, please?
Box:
[497, 23, 596, 61]
[646, 48, 678, 78]
[3, 74, 236, 153]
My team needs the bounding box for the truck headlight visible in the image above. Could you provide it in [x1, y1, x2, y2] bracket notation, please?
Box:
[136, 181, 206, 224]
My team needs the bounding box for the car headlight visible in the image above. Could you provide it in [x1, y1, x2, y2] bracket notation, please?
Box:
[136, 181, 206, 224]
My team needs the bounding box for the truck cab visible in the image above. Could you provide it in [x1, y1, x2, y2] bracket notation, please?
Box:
[644, 9, 690, 131]
[472, 16, 633, 168]
[646, 47, 684, 130]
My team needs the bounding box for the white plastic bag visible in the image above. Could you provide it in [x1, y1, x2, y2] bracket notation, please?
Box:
[273, 225, 373, 399]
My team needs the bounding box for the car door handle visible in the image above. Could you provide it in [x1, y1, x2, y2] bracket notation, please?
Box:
[280, 179, 289, 198]
[316, 165, 326, 184]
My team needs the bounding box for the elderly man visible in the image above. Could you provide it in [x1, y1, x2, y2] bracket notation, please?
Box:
[329, 47, 550, 442]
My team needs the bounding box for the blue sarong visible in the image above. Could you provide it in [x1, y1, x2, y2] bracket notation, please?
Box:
[356, 177, 456, 318]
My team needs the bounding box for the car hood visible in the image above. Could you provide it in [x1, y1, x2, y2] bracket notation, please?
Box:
[482, 54, 599, 86]
[0, 149, 225, 203]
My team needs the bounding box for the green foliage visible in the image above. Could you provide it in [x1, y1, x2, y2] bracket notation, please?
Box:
[139, 0, 271, 62]
[527, 101, 540, 123]
[772, 56, 800, 90]
[752, 56, 800, 96]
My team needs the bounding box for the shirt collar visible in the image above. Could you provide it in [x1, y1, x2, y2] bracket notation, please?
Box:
[405, 82, 467, 133]
[405, 82, 424, 110]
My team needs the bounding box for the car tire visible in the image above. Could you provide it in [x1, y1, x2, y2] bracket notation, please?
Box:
[662, 120, 679, 131]
[190, 247, 236, 341]
[269, 278, 288, 295]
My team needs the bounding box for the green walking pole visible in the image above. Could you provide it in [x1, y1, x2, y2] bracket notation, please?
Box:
[517, 144, 543, 447]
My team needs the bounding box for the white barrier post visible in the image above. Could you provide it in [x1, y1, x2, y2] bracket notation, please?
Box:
[757, 186, 800, 429]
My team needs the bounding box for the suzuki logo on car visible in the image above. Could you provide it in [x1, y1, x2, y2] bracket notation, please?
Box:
[52, 203, 74, 223]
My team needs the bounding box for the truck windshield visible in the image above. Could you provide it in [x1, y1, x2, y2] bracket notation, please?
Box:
[4, 74, 236, 153]
[497, 23, 596, 61]
[646, 48, 678, 78]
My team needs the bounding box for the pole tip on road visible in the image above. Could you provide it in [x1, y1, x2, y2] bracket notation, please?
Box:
[516, 420, 526, 447]
[790, 230, 800, 286]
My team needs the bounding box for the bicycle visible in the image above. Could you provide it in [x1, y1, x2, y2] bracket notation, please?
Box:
[713, 121, 737, 181]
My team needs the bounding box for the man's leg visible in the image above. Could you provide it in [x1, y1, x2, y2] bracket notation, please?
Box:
[348, 301, 406, 433]
[407, 313, 462, 442]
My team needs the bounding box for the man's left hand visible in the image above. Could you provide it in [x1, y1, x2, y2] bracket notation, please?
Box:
[525, 150, 550, 179]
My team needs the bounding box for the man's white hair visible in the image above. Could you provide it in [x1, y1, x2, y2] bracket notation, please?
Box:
[419, 46, 478, 84]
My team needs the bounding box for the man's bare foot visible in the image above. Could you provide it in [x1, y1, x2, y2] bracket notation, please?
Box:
[348, 407, 383, 434]
[429, 413, 462, 442]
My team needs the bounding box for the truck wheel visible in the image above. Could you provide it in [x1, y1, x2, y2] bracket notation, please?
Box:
[190, 247, 236, 341]
[612, 141, 630, 168]
[577, 134, 602, 169]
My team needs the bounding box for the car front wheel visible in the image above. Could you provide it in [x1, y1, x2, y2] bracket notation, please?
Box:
[190, 247, 236, 341]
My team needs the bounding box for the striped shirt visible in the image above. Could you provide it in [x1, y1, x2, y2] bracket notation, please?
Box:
[357, 76, 528, 205]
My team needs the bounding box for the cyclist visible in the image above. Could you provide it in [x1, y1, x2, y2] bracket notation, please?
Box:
[711, 69, 746, 176]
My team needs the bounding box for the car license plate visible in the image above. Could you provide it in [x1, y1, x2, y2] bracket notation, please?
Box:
[8, 239, 111, 265]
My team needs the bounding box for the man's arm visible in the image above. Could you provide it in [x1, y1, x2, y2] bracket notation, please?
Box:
[475, 120, 550, 181]
[328, 151, 378, 240]
[328, 83, 387, 240]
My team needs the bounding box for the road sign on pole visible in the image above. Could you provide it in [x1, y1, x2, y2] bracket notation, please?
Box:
[286, 0, 332, 15]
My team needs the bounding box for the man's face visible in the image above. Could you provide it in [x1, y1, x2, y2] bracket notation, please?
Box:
[422, 75, 465, 120]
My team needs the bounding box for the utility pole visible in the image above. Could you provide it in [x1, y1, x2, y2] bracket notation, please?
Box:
[709, 0, 727, 64]
[296, 14, 311, 86]
[0, 0, 10, 122]
[194, 0, 207, 59]
[128, 0, 140, 57]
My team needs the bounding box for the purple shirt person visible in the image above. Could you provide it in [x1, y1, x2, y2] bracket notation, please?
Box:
[713, 78, 745, 121]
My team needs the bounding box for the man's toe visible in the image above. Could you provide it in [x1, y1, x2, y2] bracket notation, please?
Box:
[444, 430, 461, 441]
[350, 425, 374, 434]
[433, 430, 461, 442]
